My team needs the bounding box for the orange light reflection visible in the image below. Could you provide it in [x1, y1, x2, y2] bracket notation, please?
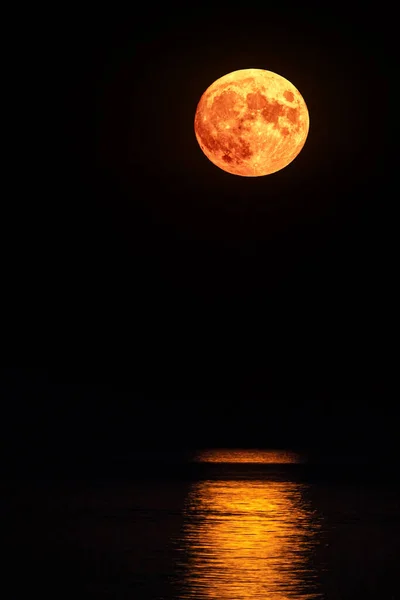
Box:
[194, 448, 304, 464]
[181, 479, 321, 599]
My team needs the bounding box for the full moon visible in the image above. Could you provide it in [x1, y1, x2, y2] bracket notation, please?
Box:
[194, 68, 309, 177]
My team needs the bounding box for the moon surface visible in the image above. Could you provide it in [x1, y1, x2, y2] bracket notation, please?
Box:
[194, 68, 309, 177]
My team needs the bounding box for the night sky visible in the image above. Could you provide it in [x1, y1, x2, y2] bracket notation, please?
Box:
[4, 5, 397, 471]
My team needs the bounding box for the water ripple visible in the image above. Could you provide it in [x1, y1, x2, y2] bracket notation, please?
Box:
[173, 477, 323, 599]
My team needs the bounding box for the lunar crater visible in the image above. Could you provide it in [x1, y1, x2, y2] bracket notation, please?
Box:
[246, 92, 268, 109]
[284, 90, 295, 102]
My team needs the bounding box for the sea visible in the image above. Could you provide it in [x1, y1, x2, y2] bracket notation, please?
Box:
[2, 449, 400, 599]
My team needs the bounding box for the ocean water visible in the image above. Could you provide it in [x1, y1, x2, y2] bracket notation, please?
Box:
[3, 449, 400, 599]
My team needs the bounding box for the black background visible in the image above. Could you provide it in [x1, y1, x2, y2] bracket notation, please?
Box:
[4, 4, 397, 471]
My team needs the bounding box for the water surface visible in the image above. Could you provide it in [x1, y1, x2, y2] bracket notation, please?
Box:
[3, 449, 400, 599]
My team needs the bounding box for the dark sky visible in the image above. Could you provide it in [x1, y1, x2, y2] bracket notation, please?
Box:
[5, 5, 396, 467]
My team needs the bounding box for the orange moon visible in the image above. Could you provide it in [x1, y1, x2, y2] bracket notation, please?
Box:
[194, 68, 309, 177]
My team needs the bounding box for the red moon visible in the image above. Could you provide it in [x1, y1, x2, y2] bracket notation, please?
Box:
[194, 68, 309, 177]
